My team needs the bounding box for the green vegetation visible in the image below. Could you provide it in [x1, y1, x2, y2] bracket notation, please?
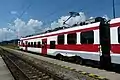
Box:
[0, 44, 19, 49]
[0, 39, 19, 49]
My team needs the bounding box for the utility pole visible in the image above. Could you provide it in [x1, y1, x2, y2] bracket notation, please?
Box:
[113, 0, 116, 18]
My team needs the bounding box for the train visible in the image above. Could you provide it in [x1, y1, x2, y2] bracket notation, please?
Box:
[18, 17, 120, 70]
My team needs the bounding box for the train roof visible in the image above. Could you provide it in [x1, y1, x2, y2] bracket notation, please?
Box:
[20, 17, 120, 40]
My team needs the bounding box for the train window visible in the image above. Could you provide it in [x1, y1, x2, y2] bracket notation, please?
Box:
[34, 42, 36, 47]
[38, 42, 41, 48]
[80, 31, 94, 44]
[67, 33, 76, 44]
[28, 42, 30, 47]
[118, 27, 120, 43]
[29, 42, 31, 47]
[58, 35, 64, 44]
[50, 41, 55, 49]
[31, 42, 33, 47]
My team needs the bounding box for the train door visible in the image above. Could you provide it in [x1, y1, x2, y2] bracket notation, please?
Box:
[25, 41, 28, 51]
[21, 40, 23, 46]
[96, 17, 111, 69]
[42, 38, 47, 55]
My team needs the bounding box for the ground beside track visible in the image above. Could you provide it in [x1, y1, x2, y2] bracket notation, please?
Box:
[0, 50, 14, 80]
[2, 47, 118, 80]
[0, 49, 60, 80]
[0, 47, 108, 80]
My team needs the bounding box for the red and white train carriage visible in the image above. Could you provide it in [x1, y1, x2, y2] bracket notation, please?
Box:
[18, 17, 120, 69]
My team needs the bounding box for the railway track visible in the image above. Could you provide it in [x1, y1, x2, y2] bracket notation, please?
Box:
[0, 47, 111, 80]
[21, 49, 119, 74]
[0, 49, 60, 80]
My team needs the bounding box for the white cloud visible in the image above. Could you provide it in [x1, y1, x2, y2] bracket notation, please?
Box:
[13, 18, 43, 37]
[89, 15, 109, 20]
[10, 11, 17, 15]
[0, 18, 43, 42]
[50, 12, 86, 29]
[0, 28, 15, 41]
[89, 17, 94, 19]
[0, 12, 110, 42]
[102, 15, 109, 20]
[0, 12, 86, 41]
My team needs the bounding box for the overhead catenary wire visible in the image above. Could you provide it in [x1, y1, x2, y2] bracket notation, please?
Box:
[8, 3, 32, 39]
[18, 4, 32, 19]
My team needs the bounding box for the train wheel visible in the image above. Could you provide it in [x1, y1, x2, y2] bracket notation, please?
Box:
[74, 56, 83, 65]
[59, 55, 63, 60]
[56, 54, 64, 61]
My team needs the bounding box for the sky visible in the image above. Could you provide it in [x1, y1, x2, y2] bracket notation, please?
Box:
[0, 0, 120, 41]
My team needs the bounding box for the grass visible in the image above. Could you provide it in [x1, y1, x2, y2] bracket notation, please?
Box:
[0, 44, 19, 49]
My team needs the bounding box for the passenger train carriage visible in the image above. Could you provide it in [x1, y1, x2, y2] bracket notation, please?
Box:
[18, 17, 120, 69]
